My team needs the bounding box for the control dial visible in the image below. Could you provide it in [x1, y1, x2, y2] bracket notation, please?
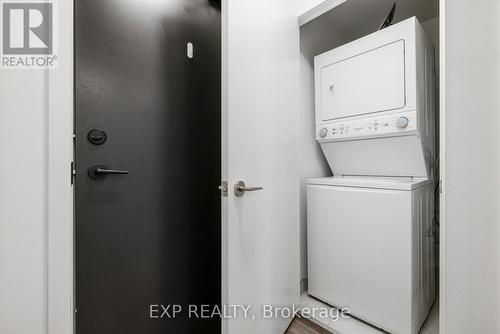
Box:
[396, 116, 409, 129]
[319, 128, 328, 138]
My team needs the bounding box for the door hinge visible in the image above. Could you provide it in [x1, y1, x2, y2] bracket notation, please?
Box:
[439, 179, 443, 194]
[218, 181, 228, 197]
[71, 162, 76, 185]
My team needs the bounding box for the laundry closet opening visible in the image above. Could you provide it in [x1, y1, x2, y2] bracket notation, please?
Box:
[297, 1, 440, 333]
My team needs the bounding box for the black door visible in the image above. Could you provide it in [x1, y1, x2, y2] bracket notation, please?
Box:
[75, 1, 221, 333]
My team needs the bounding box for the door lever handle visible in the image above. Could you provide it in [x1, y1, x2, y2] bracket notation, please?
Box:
[95, 168, 129, 175]
[88, 164, 129, 180]
[234, 181, 263, 197]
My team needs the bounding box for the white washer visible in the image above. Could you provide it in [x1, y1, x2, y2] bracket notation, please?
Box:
[307, 177, 435, 334]
[308, 17, 437, 334]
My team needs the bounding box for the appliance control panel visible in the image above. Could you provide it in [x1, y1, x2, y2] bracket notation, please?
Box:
[316, 111, 417, 141]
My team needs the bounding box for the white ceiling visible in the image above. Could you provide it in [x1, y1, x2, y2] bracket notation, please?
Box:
[318, 0, 439, 40]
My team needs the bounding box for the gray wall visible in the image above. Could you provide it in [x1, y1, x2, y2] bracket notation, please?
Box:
[298, 18, 351, 289]
[443, 0, 500, 332]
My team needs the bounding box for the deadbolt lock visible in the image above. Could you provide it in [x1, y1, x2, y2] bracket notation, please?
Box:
[87, 129, 107, 145]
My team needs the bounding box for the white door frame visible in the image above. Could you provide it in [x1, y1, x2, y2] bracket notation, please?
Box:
[47, 1, 74, 333]
[221, 2, 229, 334]
[47, 1, 448, 334]
[438, 0, 447, 332]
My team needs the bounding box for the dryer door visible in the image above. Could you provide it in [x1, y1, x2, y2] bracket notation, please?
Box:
[319, 40, 406, 121]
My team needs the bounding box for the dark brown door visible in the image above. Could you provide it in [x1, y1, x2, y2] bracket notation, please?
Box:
[75, 1, 221, 333]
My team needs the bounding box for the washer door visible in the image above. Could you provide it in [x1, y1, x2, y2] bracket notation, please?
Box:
[307, 183, 413, 333]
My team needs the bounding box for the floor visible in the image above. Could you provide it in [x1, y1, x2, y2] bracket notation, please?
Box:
[297, 293, 439, 334]
[286, 317, 331, 334]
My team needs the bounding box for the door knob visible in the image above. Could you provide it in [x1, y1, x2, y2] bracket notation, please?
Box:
[234, 181, 263, 197]
[88, 164, 129, 180]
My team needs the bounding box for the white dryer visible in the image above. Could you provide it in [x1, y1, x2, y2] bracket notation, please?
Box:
[308, 17, 436, 334]
[314, 17, 436, 178]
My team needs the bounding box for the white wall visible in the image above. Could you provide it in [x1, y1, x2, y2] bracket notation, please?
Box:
[0, 65, 49, 334]
[443, 0, 500, 332]
[0, 1, 73, 334]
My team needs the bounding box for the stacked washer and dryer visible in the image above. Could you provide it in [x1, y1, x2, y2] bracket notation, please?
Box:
[307, 18, 436, 334]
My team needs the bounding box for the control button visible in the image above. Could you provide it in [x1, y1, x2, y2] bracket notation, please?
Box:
[396, 116, 409, 129]
[319, 128, 328, 138]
